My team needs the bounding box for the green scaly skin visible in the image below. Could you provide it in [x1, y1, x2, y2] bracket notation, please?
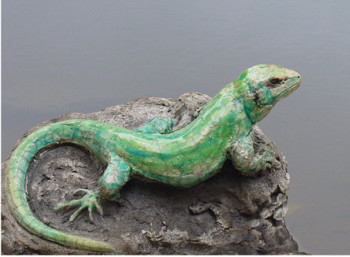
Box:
[5, 64, 301, 253]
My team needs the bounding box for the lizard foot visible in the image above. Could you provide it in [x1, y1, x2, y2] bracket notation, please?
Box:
[54, 189, 103, 222]
[258, 145, 282, 170]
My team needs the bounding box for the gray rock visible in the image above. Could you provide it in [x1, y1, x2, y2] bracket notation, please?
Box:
[1, 92, 300, 254]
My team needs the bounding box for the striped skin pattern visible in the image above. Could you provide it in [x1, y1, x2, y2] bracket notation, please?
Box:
[5, 64, 301, 253]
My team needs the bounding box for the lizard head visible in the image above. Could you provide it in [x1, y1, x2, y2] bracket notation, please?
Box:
[235, 64, 301, 123]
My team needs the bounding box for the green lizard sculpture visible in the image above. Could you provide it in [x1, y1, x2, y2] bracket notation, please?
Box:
[5, 64, 301, 253]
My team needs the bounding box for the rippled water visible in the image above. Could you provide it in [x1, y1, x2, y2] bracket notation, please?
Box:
[2, 1, 350, 254]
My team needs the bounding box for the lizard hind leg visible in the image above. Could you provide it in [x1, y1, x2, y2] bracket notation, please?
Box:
[55, 155, 131, 222]
[134, 116, 174, 134]
[97, 155, 131, 202]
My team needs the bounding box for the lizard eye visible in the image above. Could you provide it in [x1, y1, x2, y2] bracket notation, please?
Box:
[265, 78, 283, 88]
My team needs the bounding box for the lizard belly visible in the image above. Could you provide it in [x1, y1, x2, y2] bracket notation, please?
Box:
[121, 139, 228, 187]
[131, 154, 227, 187]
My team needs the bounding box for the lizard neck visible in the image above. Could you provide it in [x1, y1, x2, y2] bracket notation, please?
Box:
[172, 82, 248, 142]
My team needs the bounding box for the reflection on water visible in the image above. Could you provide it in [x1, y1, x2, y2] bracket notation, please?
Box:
[2, 0, 350, 254]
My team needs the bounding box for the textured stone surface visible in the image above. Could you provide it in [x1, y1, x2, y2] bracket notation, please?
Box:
[2, 92, 299, 254]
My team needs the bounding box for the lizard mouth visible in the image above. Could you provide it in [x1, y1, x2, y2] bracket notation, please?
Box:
[276, 76, 301, 100]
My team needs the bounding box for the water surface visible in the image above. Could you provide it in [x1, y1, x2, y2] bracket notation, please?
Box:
[2, 1, 350, 254]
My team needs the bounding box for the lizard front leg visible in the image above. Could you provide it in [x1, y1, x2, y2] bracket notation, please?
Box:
[55, 155, 131, 221]
[228, 134, 280, 176]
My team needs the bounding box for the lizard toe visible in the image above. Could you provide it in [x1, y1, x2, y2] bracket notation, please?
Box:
[55, 189, 104, 222]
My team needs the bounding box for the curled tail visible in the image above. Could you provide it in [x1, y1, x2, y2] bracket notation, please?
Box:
[5, 120, 116, 253]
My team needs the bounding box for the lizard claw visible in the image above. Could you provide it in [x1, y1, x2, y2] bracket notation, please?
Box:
[73, 188, 91, 195]
[54, 189, 103, 222]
